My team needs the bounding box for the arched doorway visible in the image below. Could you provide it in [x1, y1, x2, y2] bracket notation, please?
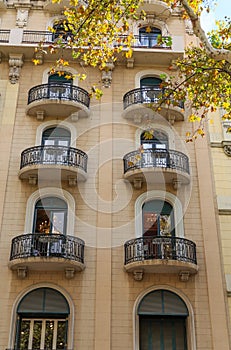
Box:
[138, 290, 188, 350]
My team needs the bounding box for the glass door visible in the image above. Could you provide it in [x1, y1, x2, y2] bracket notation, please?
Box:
[142, 200, 175, 259]
[33, 197, 67, 257]
[42, 127, 71, 165]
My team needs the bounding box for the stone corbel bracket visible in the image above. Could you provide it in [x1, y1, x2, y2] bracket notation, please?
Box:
[101, 62, 115, 88]
[223, 143, 231, 157]
[9, 53, 24, 84]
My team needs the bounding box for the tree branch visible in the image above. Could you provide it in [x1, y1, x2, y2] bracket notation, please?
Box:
[180, 0, 231, 63]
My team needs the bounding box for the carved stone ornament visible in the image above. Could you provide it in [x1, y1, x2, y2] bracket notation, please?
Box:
[133, 270, 144, 281]
[185, 19, 194, 35]
[224, 145, 231, 157]
[101, 62, 115, 88]
[16, 7, 30, 28]
[33, 50, 44, 65]
[9, 54, 24, 84]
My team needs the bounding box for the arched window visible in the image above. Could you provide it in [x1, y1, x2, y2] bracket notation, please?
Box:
[141, 130, 169, 167]
[52, 20, 72, 42]
[140, 77, 162, 89]
[141, 130, 168, 150]
[41, 127, 71, 164]
[48, 73, 73, 85]
[140, 77, 163, 103]
[142, 200, 175, 237]
[42, 127, 71, 147]
[48, 73, 73, 100]
[139, 26, 161, 47]
[15, 288, 69, 350]
[33, 197, 67, 235]
[138, 290, 188, 350]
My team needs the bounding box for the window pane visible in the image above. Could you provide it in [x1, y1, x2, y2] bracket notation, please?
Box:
[19, 320, 30, 350]
[52, 212, 65, 234]
[57, 321, 67, 350]
[58, 140, 69, 147]
[34, 209, 51, 233]
[143, 212, 158, 235]
[32, 320, 42, 349]
[45, 320, 54, 349]
[44, 140, 55, 146]
[160, 215, 171, 235]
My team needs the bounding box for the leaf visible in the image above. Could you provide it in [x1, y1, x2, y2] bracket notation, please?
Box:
[125, 49, 133, 59]
[128, 161, 134, 166]
[188, 114, 201, 122]
[32, 59, 41, 65]
[197, 128, 205, 136]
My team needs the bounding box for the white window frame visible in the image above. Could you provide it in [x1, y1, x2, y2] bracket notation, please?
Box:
[35, 120, 77, 147]
[24, 188, 75, 236]
[135, 190, 184, 238]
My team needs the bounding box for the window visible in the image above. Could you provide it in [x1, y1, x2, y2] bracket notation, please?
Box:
[48, 73, 73, 100]
[140, 77, 162, 89]
[15, 288, 69, 350]
[41, 127, 71, 164]
[138, 290, 188, 350]
[33, 197, 67, 235]
[142, 200, 174, 237]
[48, 73, 73, 85]
[141, 130, 169, 167]
[135, 191, 184, 239]
[141, 130, 168, 150]
[42, 127, 71, 147]
[52, 21, 72, 42]
[25, 188, 75, 236]
[140, 77, 163, 103]
[139, 27, 161, 48]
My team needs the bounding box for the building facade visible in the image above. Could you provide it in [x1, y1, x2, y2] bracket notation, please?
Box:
[0, 0, 230, 349]
[209, 109, 231, 328]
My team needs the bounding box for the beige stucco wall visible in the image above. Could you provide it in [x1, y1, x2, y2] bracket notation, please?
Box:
[0, 3, 230, 350]
[209, 109, 231, 327]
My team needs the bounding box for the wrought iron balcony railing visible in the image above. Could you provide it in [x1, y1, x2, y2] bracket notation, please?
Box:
[20, 145, 88, 172]
[124, 236, 197, 265]
[123, 149, 189, 175]
[27, 82, 90, 108]
[123, 87, 184, 110]
[10, 233, 85, 263]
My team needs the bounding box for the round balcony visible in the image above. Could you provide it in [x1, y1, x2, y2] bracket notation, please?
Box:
[18, 145, 88, 186]
[44, 0, 88, 12]
[124, 236, 198, 281]
[26, 83, 90, 120]
[123, 148, 190, 189]
[122, 87, 185, 123]
[9, 233, 85, 278]
[139, 0, 171, 17]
